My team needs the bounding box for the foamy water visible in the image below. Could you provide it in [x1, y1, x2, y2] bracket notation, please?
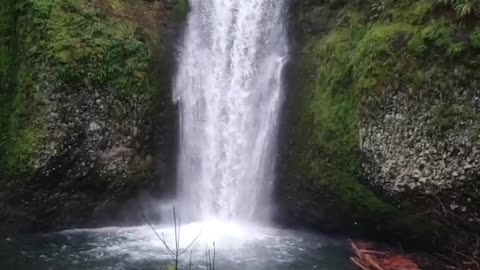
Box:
[0, 224, 354, 270]
[0, 1, 357, 269]
[174, 0, 289, 221]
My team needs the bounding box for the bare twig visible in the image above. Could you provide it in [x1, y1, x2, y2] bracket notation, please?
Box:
[456, 251, 480, 269]
[213, 242, 216, 270]
[474, 235, 480, 256]
[178, 232, 202, 257]
[138, 205, 176, 258]
[209, 250, 212, 270]
[174, 207, 179, 270]
[357, 250, 388, 255]
[364, 254, 385, 270]
[351, 257, 370, 270]
[189, 250, 192, 270]
[471, 182, 480, 198]
[138, 203, 202, 270]
[204, 242, 216, 270]
[205, 244, 209, 270]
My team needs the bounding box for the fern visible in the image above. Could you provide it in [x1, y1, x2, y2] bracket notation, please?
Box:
[470, 27, 480, 48]
[370, 0, 387, 20]
[371, 1, 386, 13]
[439, 0, 480, 17]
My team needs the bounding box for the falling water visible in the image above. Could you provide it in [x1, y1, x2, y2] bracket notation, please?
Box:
[0, 4, 356, 268]
[174, 0, 289, 221]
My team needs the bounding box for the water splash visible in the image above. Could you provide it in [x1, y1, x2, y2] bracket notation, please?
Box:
[174, 0, 289, 221]
[51, 225, 348, 270]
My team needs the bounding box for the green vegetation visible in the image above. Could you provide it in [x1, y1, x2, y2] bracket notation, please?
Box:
[0, 0, 162, 174]
[284, 0, 480, 239]
[0, 0, 16, 83]
[26, 0, 155, 97]
[439, 0, 480, 17]
[174, 0, 189, 19]
[284, 23, 396, 232]
[0, 0, 19, 172]
[432, 103, 476, 134]
[471, 27, 480, 48]
[356, 0, 479, 19]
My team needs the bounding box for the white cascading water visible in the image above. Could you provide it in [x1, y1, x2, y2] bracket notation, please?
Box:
[174, 0, 289, 222]
[37, 4, 348, 268]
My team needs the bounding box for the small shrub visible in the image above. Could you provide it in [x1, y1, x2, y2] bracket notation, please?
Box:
[470, 27, 480, 49]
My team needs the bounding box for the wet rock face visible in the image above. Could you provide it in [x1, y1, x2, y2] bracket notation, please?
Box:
[41, 85, 153, 185]
[0, 0, 178, 233]
[280, 0, 480, 254]
[360, 82, 480, 228]
[1, 74, 157, 232]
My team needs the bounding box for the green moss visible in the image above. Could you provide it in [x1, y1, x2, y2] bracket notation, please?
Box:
[43, 0, 154, 97]
[293, 0, 480, 175]
[174, 0, 189, 19]
[0, 0, 17, 89]
[0, 0, 16, 92]
[286, 0, 480, 242]
[353, 23, 417, 92]
[305, 30, 358, 174]
[0, 0, 161, 174]
[470, 27, 480, 49]
[0, 0, 18, 167]
[430, 103, 477, 137]
[284, 28, 396, 229]
[407, 0, 435, 23]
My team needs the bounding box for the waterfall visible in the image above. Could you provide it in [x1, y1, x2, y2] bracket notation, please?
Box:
[173, 0, 289, 222]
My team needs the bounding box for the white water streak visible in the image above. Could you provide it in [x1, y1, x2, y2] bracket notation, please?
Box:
[174, 0, 289, 221]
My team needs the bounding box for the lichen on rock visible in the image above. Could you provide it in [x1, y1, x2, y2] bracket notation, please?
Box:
[280, 0, 480, 253]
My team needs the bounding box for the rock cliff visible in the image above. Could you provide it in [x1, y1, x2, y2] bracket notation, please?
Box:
[279, 0, 480, 253]
[0, 0, 183, 233]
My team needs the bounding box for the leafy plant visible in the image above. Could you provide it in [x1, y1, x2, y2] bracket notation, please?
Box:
[439, 0, 480, 17]
[174, 0, 189, 18]
[1, 0, 159, 174]
[371, 1, 386, 16]
[369, 0, 395, 20]
[470, 27, 480, 48]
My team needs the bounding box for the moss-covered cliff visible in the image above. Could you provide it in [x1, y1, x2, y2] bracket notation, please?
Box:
[280, 0, 480, 254]
[0, 0, 179, 233]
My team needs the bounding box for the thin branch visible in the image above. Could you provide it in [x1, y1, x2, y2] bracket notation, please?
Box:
[456, 251, 480, 269]
[205, 245, 209, 270]
[138, 203, 203, 269]
[138, 204, 176, 258]
[208, 250, 212, 270]
[174, 207, 179, 270]
[189, 250, 192, 270]
[212, 242, 216, 270]
[178, 230, 202, 257]
[471, 182, 480, 198]
[351, 257, 370, 270]
[160, 232, 177, 258]
[474, 234, 480, 256]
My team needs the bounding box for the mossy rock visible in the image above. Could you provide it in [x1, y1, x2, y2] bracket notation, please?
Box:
[280, 0, 480, 253]
[0, 0, 176, 232]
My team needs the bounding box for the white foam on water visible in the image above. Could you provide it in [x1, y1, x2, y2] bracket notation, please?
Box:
[59, 222, 336, 266]
[55, 1, 299, 267]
